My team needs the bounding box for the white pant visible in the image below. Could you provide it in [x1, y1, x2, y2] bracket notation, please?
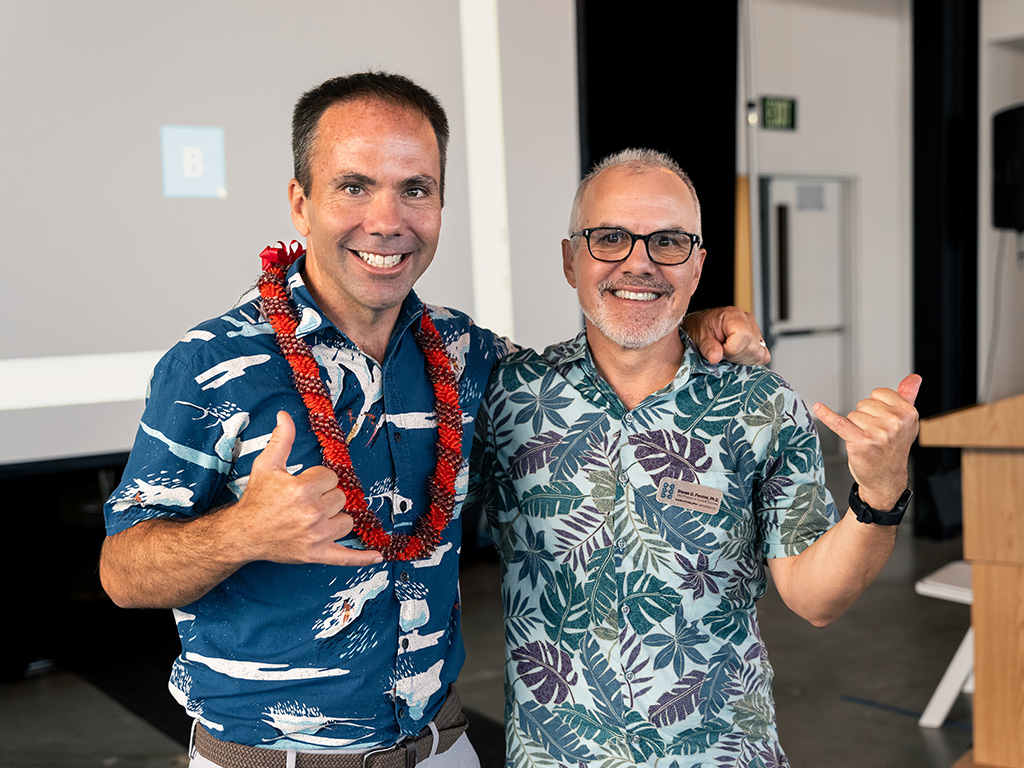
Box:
[188, 732, 480, 768]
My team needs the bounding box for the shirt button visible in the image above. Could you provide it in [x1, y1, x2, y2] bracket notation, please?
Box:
[400, 572, 410, 583]
[625, 671, 634, 681]
[402, 638, 409, 650]
[624, 412, 634, 423]
[631, 735, 640, 745]
[395, 432, 402, 443]
[398, 707, 407, 719]
[616, 538, 626, 550]
[618, 472, 629, 485]
[621, 604, 630, 615]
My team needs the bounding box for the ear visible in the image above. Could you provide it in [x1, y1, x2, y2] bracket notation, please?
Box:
[288, 179, 311, 238]
[688, 247, 707, 297]
[561, 238, 578, 289]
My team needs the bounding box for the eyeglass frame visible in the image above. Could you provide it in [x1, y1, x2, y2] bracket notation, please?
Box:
[569, 227, 703, 266]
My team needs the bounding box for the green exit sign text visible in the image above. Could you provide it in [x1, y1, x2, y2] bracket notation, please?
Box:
[762, 97, 797, 130]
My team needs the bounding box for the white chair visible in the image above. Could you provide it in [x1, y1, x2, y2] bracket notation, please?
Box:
[914, 560, 973, 728]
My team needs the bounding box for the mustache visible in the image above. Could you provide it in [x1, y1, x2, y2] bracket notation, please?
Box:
[598, 276, 674, 295]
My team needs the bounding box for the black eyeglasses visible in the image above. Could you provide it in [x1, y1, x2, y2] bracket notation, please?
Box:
[570, 227, 701, 266]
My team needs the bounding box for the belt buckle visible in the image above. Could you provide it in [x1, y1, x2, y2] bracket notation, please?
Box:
[361, 736, 417, 768]
[361, 743, 394, 768]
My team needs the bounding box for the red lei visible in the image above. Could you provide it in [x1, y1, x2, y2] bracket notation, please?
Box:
[257, 241, 463, 561]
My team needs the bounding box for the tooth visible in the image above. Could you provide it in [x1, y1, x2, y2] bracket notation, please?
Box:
[358, 251, 403, 268]
[613, 290, 658, 301]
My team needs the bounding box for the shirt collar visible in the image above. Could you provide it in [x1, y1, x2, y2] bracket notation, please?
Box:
[544, 327, 721, 415]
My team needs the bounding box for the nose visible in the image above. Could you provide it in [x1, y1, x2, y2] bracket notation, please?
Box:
[619, 235, 657, 274]
[364, 192, 403, 237]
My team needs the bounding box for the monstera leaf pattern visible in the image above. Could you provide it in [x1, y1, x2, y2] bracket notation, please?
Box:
[474, 332, 839, 767]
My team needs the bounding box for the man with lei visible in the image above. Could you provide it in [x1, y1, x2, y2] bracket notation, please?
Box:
[99, 73, 768, 768]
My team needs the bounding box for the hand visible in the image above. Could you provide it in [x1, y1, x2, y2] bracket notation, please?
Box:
[228, 411, 382, 567]
[813, 375, 922, 510]
[682, 307, 770, 366]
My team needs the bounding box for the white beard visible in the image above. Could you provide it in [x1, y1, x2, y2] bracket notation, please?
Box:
[580, 291, 684, 350]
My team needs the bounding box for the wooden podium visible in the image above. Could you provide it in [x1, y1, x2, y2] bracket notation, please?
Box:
[919, 393, 1024, 768]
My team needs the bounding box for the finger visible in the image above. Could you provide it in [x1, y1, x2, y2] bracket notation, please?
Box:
[896, 374, 923, 407]
[722, 334, 770, 366]
[719, 309, 768, 366]
[302, 465, 342, 494]
[321, 486, 347, 514]
[322, 545, 384, 567]
[331, 510, 356, 537]
[255, 411, 296, 471]
[812, 401, 860, 441]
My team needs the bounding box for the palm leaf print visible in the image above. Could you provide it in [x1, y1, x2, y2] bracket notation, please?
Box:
[509, 431, 563, 479]
[521, 480, 586, 518]
[621, 571, 679, 635]
[511, 640, 578, 705]
[516, 700, 595, 764]
[540, 563, 590, 651]
[549, 412, 611, 480]
[648, 670, 705, 726]
[629, 429, 713, 486]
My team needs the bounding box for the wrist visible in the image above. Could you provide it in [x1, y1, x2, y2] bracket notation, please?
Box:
[849, 482, 912, 526]
[856, 485, 903, 511]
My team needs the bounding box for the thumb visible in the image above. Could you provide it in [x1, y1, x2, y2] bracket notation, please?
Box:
[258, 410, 296, 470]
[698, 336, 725, 365]
[896, 374, 923, 407]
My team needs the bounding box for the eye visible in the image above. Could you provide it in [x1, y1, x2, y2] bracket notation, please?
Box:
[342, 184, 364, 196]
[404, 187, 428, 198]
[596, 229, 627, 245]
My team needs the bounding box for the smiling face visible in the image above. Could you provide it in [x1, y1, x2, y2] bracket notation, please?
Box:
[563, 165, 706, 351]
[288, 98, 443, 336]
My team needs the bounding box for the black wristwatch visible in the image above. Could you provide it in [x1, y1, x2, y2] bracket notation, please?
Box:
[849, 482, 912, 526]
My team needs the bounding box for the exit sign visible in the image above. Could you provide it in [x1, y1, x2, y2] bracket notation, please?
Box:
[762, 97, 797, 130]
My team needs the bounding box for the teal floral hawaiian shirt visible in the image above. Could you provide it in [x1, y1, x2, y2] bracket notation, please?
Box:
[471, 330, 839, 768]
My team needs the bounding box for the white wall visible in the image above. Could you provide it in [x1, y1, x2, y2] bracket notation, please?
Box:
[978, 0, 1024, 402]
[499, 0, 582, 352]
[742, 0, 913, 408]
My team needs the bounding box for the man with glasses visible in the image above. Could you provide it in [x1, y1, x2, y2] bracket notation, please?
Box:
[471, 149, 921, 766]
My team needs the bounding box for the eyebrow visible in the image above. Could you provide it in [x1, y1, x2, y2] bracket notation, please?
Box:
[332, 172, 376, 189]
[403, 174, 440, 191]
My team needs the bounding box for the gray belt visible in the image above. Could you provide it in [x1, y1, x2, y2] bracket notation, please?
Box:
[193, 687, 468, 768]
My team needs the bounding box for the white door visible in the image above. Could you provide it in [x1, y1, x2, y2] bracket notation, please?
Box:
[760, 176, 851, 450]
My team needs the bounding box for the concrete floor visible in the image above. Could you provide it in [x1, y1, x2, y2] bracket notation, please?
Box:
[0, 457, 976, 767]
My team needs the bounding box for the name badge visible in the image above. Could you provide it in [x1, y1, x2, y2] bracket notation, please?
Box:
[656, 477, 723, 515]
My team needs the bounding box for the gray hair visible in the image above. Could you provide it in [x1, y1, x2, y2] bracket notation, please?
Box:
[568, 148, 702, 237]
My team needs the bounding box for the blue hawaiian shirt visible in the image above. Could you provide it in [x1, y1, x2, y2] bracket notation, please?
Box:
[104, 256, 511, 749]
[471, 330, 840, 768]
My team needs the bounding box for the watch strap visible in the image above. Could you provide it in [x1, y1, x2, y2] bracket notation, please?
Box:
[849, 482, 912, 526]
